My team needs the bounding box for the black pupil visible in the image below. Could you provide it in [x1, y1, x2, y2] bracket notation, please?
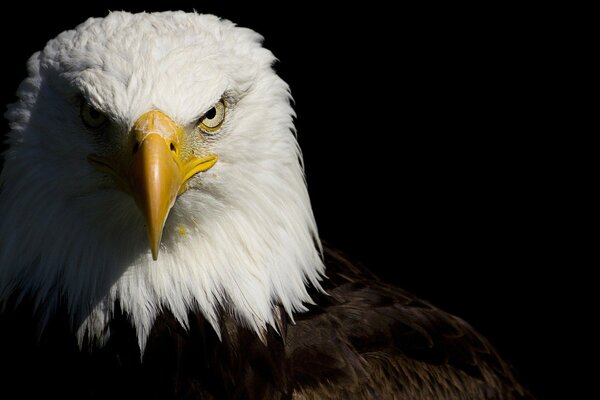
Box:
[205, 107, 216, 119]
[89, 107, 101, 119]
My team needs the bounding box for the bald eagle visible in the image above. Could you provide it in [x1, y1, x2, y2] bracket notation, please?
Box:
[0, 11, 531, 399]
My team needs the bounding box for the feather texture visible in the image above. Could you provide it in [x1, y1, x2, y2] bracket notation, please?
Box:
[0, 247, 531, 399]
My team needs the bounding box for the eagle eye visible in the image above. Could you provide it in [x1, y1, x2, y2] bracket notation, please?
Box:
[198, 100, 225, 133]
[81, 102, 108, 129]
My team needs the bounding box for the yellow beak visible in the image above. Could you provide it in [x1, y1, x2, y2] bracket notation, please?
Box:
[89, 110, 217, 260]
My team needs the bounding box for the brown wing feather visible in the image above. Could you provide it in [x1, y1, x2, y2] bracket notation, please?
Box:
[287, 246, 533, 399]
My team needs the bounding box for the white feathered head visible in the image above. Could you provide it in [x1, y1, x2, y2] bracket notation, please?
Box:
[0, 11, 323, 350]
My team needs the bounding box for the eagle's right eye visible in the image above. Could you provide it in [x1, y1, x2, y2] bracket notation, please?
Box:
[81, 102, 108, 129]
[198, 99, 226, 133]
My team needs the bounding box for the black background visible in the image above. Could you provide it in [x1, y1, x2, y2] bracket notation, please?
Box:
[0, 2, 572, 399]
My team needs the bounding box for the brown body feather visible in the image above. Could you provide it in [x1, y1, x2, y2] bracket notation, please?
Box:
[288, 248, 532, 399]
[0, 247, 531, 399]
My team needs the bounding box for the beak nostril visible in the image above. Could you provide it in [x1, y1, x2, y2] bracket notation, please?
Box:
[170, 143, 176, 153]
[132, 141, 140, 155]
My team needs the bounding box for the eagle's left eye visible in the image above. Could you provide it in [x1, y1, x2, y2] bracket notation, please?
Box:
[198, 100, 226, 133]
[81, 102, 108, 129]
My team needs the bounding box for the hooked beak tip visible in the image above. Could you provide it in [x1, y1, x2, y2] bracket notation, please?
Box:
[151, 245, 159, 261]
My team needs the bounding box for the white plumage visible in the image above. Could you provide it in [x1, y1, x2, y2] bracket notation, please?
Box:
[0, 11, 324, 351]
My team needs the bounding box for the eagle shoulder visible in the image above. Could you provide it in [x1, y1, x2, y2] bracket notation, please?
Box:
[286, 247, 533, 400]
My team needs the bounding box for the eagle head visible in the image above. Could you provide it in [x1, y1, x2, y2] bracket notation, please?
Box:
[0, 11, 323, 349]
